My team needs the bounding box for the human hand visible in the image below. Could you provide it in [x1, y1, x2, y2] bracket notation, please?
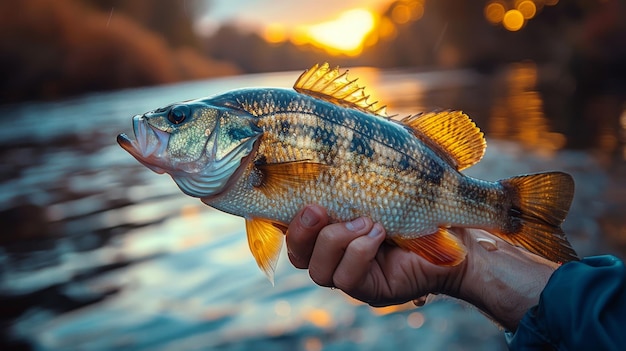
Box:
[286, 204, 466, 307]
[286, 204, 560, 330]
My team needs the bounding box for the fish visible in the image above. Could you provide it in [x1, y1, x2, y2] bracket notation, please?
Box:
[117, 63, 578, 282]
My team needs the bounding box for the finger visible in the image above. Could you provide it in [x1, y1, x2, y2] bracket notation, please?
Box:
[332, 223, 386, 293]
[286, 204, 329, 269]
[308, 217, 374, 287]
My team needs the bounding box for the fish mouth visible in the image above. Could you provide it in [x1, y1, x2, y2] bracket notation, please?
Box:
[117, 115, 170, 174]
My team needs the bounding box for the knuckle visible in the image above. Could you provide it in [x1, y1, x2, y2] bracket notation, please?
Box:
[285, 228, 306, 247]
[318, 222, 352, 244]
[347, 238, 374, 258]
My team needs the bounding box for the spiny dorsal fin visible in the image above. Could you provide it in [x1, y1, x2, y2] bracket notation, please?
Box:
[293, 63, 388, 117]
[401, 111, 486, 171]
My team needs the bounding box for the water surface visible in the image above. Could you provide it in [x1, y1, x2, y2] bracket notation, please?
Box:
[1, 65, 624, 350]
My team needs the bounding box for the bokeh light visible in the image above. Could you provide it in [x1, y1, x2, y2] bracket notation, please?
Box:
[503, 9, 525, 31]
[517, 0, 537, 19]
[484, 0, 560, 31]
[407, 311, 426, 328]
[485, 2, 506, 24]
[392, 3, 412, 24]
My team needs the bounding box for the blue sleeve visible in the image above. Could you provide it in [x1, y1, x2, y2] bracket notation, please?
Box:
[505, 255, 626, 351]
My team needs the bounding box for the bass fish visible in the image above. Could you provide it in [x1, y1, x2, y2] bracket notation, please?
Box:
[117, 63, 578, 282]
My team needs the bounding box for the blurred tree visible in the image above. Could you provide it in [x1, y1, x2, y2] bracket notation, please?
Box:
[0, 0, 238, 103]
[203, 25, 344, 73]
[84, 0, 202, 49]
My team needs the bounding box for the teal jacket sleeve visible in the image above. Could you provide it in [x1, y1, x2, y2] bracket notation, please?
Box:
[505, 255, 626, 351]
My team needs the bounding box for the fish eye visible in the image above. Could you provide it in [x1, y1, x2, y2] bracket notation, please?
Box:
[168, 105, 189, 125]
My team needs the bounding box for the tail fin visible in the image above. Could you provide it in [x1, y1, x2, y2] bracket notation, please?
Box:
[498, 172, 579, 263]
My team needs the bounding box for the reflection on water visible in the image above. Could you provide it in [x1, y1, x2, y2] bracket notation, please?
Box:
[489, 62, 566, 154]
[0, 64, 624, 350]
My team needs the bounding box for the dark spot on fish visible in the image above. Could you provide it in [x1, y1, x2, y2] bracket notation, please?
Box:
[349, 135, 374, 158]
[251, 155, 268, 188]
[228, 127, 250, 140]
[504, 208, 524, 234]
[509, 206, 523, 217]
[312, 125, 337, 151]
[249, 167, 264, 187]
[420, 158, 444, 185]
[255, 154, 267, 166]
[227, 119, 263, 141]
[278, 120, 291, 138]
[456, 181, 489, 204]
[398, 154, 411, 170]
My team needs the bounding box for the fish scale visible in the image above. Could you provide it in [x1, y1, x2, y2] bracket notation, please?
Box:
[210, 89, 505, 236]
[118, 63, 578, 282]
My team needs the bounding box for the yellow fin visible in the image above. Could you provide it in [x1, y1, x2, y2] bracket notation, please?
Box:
[293, 63, 388, 117]
[256, 160, 328, 197]
[401, 111, 486, 171]
[390, 228, 467, 266]
[245, 217, 287, 284]
[496, 172, 578, 263]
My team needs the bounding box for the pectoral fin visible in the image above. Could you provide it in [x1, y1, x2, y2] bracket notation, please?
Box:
[245, 217, 287, 284]
[390, 228, 467, 266]
[255, 160, 328, 197]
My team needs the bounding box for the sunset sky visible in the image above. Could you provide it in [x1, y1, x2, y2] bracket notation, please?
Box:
[194, 0, 559, 56]
[196, 0, 394, 55]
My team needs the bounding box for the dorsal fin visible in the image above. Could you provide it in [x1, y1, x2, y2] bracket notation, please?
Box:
[293, 63, 388, 117]
[401, 111, 486, 171]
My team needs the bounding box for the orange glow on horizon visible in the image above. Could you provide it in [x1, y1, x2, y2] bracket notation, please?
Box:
[265, 8, 379, 56]
[263, 23, 288, 44]
[302, 8, 377, 56]
[257, 2, 429, 56]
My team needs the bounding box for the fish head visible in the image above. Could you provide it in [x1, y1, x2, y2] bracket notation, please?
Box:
[117, 99, 262, 198]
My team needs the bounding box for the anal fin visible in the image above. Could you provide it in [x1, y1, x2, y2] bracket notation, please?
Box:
[390, 228, 467, 266]
[245, 217, 287, 284]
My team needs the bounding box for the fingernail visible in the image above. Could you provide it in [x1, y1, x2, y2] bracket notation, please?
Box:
[301, 207, 319, 228]
[368, 223, 383, 238]
[346, 217, 367, 231]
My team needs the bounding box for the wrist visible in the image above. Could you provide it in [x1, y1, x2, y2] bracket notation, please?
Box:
[446, 229, 559, 331]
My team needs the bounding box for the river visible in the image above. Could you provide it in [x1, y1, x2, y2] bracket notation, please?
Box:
[1, 64, 624, 350]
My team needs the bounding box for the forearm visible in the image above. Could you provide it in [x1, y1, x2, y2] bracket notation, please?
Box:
[452, 231, 559, 331]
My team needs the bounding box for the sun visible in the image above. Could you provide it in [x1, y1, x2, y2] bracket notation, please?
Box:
[298, 8, 377, 56]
